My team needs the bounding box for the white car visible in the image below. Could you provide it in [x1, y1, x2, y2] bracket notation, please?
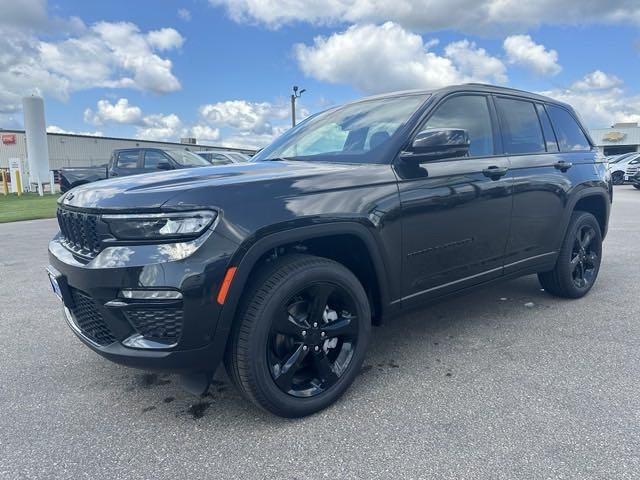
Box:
[608, 153, 640, 185]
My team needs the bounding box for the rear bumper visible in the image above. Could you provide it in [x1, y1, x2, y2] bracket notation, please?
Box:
[48, 229, 239, 373]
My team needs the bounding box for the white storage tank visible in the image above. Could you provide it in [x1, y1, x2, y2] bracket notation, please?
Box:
[22, 95, 51, 194]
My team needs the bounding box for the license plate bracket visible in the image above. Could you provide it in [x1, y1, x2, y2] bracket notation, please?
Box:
[46, 266, 74, 307]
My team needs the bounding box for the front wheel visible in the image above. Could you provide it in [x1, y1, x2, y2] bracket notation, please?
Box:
[633, 184, 640, 190]
[225, 254, 371, 417]
[538, 211, 602, 298]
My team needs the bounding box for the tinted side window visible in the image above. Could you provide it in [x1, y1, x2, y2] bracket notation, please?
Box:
[424, 95, 494, 157]
[117, 151, 138, 168]
[535, 104, 559, 152]
[495, 98, 545, 154]
[143, 150, 168, 169]
[546, 105, 591, 152]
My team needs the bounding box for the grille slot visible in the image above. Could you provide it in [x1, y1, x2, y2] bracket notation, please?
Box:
[69, 288, 116, 346]
[56, 207, 101, 256]
[125, 309, 184, 342]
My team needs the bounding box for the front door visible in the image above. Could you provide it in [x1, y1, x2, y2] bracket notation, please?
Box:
[394, 93, 513, 306]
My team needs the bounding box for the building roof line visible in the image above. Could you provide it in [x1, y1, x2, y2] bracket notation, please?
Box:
[0, 129, 256, 154]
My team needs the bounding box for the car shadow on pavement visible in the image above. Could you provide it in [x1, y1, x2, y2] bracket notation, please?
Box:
[121, 273, 557, 424]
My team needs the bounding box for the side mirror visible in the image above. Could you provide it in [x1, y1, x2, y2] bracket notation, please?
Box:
[408, 128, 470, 161]
[157, 162, 173, 170]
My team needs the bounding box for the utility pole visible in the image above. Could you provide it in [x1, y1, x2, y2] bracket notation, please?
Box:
[291, 85, 306, 127]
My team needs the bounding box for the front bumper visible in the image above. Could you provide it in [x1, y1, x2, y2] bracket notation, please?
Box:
[48, 228, 239, 372]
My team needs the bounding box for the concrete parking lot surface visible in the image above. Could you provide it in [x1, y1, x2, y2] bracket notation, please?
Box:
[1, 186, 639, 479]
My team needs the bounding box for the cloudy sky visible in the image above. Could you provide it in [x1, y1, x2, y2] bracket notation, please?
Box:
[2, 0, 640, 149]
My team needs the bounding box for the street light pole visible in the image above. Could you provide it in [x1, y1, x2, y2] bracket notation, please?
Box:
[291, 85, 306, 127]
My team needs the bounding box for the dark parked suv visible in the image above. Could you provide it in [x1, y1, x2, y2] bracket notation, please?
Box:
[47, 84, 611, 417]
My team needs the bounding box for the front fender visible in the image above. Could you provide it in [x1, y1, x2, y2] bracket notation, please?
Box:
[209, 221, 394, 357]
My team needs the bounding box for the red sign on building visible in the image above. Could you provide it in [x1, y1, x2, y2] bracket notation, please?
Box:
[2, 134, 16, 145]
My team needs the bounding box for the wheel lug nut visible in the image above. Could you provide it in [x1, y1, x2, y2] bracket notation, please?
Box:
[301, 330, 307, 336]
[314, 346, 320, 352]
[321, 332, 326, 337]
[302, 345, 308, 351]
[313, 322, 318, 328]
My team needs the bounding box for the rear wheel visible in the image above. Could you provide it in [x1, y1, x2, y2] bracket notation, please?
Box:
[225, 254, 371, 417]
[538, 211, 602, 298]
[633, 184, 640, 190]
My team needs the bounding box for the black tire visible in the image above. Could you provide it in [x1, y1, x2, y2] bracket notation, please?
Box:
[612, 171, 625, 185]
[633, 184, 640, 190]
[224, 254, 371, 417]
[538, 211, 602, 298]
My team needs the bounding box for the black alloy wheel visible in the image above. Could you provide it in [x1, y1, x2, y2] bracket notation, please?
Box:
[569, 224, 599, 289]
[269, 282, 359, 397]
[225, 254, 371, 417]
[538, 211, 602, 298]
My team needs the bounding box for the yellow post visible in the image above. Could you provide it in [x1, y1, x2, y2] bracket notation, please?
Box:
[14, 169, 22, 196]
[1, 170, 7, 196]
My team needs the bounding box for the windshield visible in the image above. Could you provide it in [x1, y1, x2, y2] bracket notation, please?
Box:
[252, 94, 429, 164]
[167, 150, 211, 166]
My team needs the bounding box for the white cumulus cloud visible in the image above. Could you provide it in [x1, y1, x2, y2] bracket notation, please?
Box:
[199, 100, 292, 135]
[209, 0, 640, 32]
[294, 22, 506, 94]
[571, 70, 622, 91]
[0, 16, 184, 124]
[47, 125, 104, 136]
[542, 72, 640, 128]
[84, 98, 143, 125]
[503, 34, 561, 76]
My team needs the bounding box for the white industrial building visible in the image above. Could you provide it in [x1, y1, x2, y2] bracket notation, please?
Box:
[590, 123, 640, 157]
[0, 129, 255, 170]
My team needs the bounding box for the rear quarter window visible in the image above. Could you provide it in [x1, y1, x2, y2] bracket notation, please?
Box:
[546, 105, 591, 152]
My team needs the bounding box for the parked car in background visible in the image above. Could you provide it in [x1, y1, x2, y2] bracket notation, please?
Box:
[624, 160, 640, 182]
[59, 165, 108, 193]
[59, 148, 210, 192]
[195, 150, 250, 165]
[608, 152, 640, 185]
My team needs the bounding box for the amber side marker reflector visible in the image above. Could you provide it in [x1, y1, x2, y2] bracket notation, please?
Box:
[217, 267, 237, 305]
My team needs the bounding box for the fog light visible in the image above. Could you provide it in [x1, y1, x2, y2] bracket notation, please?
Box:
[119, 289, 183, 300]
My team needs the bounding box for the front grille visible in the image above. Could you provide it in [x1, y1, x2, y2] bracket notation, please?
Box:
[125, 309, 183, 342]
[56, 207, 101, 256]
[69, 288, 116, 346]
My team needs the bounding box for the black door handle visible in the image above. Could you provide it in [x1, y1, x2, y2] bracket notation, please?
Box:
[554, 161, 573, 172]
[482, 166, 508, 180]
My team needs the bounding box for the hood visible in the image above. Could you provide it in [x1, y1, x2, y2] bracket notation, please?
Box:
[60, 161, 361, 211]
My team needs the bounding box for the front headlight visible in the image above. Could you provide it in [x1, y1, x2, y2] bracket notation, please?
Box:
[102, 210, 217, 241]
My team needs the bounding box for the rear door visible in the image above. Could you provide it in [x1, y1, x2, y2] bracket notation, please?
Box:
[395, 93, 513, 305]
[495, 96, 586, 273]
[110, 149, 142, 177]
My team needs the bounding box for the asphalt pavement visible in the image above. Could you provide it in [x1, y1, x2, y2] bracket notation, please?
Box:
[1, 186, 639, 479]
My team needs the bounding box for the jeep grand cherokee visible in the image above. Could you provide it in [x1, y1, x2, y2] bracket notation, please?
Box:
[48, 84, 611, 417]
